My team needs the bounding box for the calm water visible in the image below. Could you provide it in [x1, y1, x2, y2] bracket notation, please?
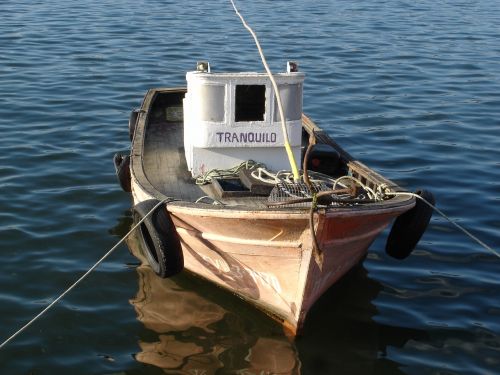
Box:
[1, 0, 499, 373]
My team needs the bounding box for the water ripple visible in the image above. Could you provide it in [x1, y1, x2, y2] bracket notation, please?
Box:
[0, 0, 499, 373]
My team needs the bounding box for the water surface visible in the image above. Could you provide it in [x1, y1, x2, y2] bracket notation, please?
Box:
[0, 0, 499, 374]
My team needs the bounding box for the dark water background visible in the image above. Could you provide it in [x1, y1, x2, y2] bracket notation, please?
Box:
[1, 0, 499, 373]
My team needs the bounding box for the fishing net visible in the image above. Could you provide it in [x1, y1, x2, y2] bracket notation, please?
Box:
[267, 181, 331, 207]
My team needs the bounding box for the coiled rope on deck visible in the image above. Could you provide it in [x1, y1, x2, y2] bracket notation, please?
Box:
[381, 189, 499, 259]
[0, 198, 170, 350]
[195, 160, 264, 185]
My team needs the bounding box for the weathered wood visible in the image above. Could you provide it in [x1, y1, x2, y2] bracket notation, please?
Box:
[143, 121, 206, 201]
[129, 87, 416, 335]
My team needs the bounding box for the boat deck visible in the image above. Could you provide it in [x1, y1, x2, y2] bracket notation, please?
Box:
[142, 121, 270, 207]
[143, 121, 205, 201]
[137, 93, 405, 210]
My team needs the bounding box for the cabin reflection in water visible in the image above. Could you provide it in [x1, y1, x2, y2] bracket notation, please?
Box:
[127, 230, 300, 374]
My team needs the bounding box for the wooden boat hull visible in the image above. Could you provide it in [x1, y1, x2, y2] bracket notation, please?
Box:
[125, 87, 418, 335]
[132, 181, 412, 334]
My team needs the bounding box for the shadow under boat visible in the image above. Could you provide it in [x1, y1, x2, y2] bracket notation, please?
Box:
[126, 224, 301, 374]
[118, 215, 428, 374]
[296, 257, 429, 374]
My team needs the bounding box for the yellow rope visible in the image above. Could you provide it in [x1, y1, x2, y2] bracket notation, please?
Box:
[229, 0, 300, 181]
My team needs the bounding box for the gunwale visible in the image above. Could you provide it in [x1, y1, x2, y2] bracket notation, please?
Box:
[130, 87, 415, 215]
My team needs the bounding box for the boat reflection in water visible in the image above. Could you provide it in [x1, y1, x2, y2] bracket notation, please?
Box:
[124, 220, 427, 374]
[127, 228, 300, 374]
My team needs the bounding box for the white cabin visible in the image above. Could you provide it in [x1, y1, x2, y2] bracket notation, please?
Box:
[183, 62, 304, 177]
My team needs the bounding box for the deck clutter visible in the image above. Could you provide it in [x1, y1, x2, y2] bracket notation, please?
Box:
[114, 62, 434, 335]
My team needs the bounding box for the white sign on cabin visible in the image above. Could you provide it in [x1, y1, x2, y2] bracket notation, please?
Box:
[183, 66, 304, 177]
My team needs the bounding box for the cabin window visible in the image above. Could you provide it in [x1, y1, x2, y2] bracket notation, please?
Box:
[273, 83, 302, 122]
[199, 84, 225, 122]
[235, 85, 266, 122]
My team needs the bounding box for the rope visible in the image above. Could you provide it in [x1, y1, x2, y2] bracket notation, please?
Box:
[333, 176, 378, 200]
[0, 198, 170, 350]
[302, 132, 323, 268]
[195, 160, 264, 185]
[195, 196, 224, 205]
[251, 168, 302, 185]
[229, 0, 300, 181]
[249, 163, 381, 202]
[250, 167, 282, 184]
[384, 191, 499, 259]
[267, 190, 377, 207]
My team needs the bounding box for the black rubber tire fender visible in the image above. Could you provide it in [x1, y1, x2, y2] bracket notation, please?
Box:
[386, 189, 435, 260]
[113, 153, 131, 193]
[134, 199, 184, 278]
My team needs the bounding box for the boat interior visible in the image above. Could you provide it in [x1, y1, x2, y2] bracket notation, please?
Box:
[139, 89, 397, 209]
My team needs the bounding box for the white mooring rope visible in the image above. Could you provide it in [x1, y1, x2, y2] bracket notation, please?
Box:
[229, 0, 300, 181]
[384, 191, 499, 259]
[0, 198, 169, 350]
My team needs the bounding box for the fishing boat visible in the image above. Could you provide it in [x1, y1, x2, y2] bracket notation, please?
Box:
[114, 61, 434, 335]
